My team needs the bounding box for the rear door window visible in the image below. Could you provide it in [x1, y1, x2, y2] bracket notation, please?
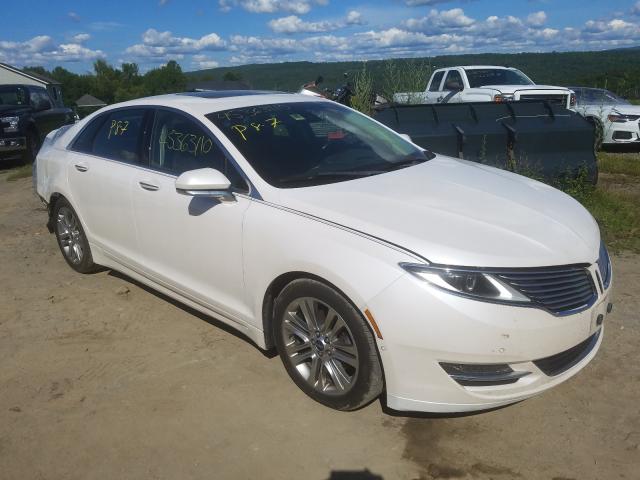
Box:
[79, 109, 148, 164]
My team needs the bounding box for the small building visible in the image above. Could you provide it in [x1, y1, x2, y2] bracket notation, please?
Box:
[76, 94, 107, 109]
[0, 62, 64, 107]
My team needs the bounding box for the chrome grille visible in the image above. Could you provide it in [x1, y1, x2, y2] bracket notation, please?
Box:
[495, 266, 596, 315]
[519, 94, 568, 106]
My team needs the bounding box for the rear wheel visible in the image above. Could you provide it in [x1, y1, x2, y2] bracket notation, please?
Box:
[53, 198, 97, 273]
[273, 279, 383, 411]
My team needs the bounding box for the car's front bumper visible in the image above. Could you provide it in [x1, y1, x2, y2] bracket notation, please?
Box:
[0, 136, 26, 159]
[604, 120, 640, 144]
[367, 267, 611, 413]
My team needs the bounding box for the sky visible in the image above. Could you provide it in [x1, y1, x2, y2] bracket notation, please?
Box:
[1, 0, 639, 73]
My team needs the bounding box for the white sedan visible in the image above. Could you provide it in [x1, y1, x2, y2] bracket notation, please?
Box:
[571, 87, 640, 146]
[35, 91, 613, 413]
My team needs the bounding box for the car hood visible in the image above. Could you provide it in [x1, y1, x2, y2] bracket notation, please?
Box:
[480, 85, 570, 94]
[274, 156, 600, 268]
[611, 105, 640, 115]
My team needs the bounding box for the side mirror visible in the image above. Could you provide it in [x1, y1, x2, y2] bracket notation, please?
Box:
[175, 168, 235, 201]
[398, 133, 412, 143]
[445, 81, 463, 92]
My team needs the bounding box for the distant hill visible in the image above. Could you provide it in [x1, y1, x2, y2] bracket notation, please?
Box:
[186, 48, 640, 99]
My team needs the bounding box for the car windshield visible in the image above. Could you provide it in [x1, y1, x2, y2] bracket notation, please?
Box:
[576, 88, 631, 106]
[206, 101, 432, 188]
[0, 86, 29, 107]
[464, 68, 534, 87]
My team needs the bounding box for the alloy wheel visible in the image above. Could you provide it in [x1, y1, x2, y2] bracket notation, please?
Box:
[281, 297, 359, 395]
[56, 206, 84, 264]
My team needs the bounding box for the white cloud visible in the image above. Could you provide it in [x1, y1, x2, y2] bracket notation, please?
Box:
[219, 0, 328, 14]
[72, 33, 91, 44]
[346, 10, 364, 26]
[68, 11, 81, 22]
[406, 8, 474, 32]
[269, 15, 338, 33]
[405, 0, 469, 5]
[0, 35, 103, 65]
[269, 11, 364, 34]
[126, 28, 226, 59]
[192, 55, 219, 69]
[527, 11, 547, 27]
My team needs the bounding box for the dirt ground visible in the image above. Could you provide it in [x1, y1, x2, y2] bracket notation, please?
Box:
[1, 170, 639, 480]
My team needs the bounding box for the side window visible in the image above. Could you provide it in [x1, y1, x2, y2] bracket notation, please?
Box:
[71, 114, 108, 154]
[150, 110, 248, 191]
[443, 70, 464, 91]
[428, 71, 445, 92]
[91, 109, 147, 164]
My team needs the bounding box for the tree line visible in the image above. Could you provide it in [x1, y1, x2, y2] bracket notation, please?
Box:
[23, 47, 640, 110]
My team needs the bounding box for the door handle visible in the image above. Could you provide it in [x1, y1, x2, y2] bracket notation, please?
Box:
[139, 181, 159, 192]
[74, 163, 88, 172]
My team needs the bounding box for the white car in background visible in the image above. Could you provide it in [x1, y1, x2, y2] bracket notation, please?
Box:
[35, 91, 613, 413]
[571, 87, 640, 146]
[394, 66, 576, 108]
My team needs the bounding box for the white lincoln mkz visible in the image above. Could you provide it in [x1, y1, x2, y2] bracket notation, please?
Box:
[35, 91, 613, 413]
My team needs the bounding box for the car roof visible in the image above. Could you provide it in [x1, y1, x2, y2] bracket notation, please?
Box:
[433, 65, 519, 73]
[93, 91, 324, 117]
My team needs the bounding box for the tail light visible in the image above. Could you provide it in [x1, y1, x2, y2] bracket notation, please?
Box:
[570, 93, 576, 108]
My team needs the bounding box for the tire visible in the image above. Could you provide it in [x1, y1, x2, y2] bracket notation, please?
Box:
[22, 129, 40, 165]
[273, 279, 383, 411]
[52, 197, 97, 274]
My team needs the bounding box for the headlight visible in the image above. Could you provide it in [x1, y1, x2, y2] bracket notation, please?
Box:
[494, 94, 515, 103]
[1, 116, 20, 133]
[597, 241, 611, 289]
[400, 263, 530, 304]
[608, 113, 640, 123]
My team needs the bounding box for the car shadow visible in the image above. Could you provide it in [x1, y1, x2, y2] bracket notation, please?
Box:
[0, 158, 27, 171]
[106, 269, 278, 359]
[327, 470, 384, 480]
[379, 398, 522, 419]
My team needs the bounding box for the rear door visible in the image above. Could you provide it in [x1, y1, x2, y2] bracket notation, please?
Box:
[130, 108, 253, 324]
[66, 107, 151, 262]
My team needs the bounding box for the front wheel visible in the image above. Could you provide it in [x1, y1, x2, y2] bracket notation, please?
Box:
[273, 279, 383, 411]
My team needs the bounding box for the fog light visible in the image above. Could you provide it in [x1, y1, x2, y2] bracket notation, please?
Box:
[440, 362, 530, 387]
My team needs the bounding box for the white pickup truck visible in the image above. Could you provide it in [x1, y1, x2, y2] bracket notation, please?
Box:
[394, 65, 575, 109]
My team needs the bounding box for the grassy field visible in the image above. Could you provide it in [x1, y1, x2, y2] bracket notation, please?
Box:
[593, 151, 640, 252]
[4, 151, 639, 252]
[6, 164, 32, 182]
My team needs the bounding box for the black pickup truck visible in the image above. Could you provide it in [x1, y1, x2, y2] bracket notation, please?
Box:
[0, 84, 76, 164]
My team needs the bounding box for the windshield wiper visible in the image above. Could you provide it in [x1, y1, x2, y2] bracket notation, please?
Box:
[279, 170, 386, 185]
[380, 156, 428, 172]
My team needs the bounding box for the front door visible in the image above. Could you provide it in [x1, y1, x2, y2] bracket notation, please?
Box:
[130, 109, 253, 324]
